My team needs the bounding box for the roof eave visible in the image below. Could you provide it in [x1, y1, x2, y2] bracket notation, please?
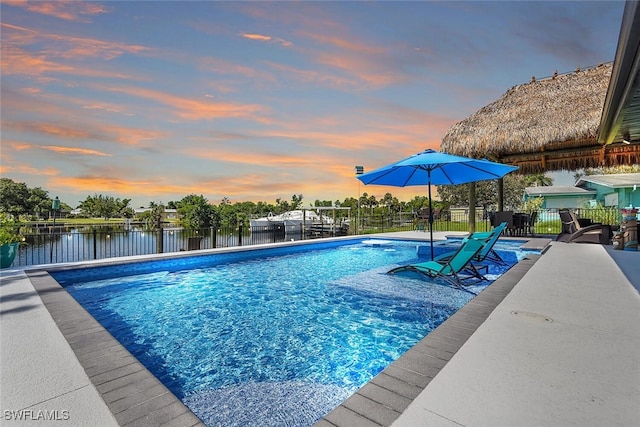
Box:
[598, 0, 640, 145]
[526, 191, 597, 197]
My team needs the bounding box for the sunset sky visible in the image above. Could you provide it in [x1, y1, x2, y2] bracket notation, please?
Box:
[0, 1, 626, 208]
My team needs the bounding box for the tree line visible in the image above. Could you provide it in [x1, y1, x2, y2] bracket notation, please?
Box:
[0, 174, 545, 229]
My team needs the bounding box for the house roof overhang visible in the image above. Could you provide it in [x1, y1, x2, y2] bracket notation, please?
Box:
[525, 186, 596, 197]
[598, 0, 640, 146]
[575, 173, 640, 188]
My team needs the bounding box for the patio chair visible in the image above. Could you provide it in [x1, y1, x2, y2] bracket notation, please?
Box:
[557, 209, 609, 244]
[388, 238, 485, 292]
[432, 222, 508, 280]
[522, 211, 538, 237]
[493, 211, 515, 236]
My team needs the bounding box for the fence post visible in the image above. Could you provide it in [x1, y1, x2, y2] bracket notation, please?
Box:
[93, 229, 97, 260]
[211, 227, 216, 249]
[157, 228, 164, 254]
[49, 227, 54, 264]
[238, 224, 243, 246]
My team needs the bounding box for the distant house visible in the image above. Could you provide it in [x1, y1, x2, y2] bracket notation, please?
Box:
[575, 173, 640, 208]
[524, 186, 597, 209]
[525, 173, 640, 209]
[134, 208, 180, 221]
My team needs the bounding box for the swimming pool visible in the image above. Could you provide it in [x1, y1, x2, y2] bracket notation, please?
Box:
[51, 238, 529, 426]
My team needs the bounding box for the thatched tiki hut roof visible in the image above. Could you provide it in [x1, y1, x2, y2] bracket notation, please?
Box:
[441, 63, 640, 173]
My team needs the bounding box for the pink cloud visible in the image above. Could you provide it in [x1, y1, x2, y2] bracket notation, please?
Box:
[187, 147, 318, 168]
[1, 44, 74, 76]
[0, 161, 59, 177]
[265, 61, 357, 90]
[106, 85, 267, 121]
[3, 0, 109, 22]
[302, 31, 385, 56]
[3, 119, 167, 147]
[1, 22, 149, 69]
[241, 32, 293, 47]
[48, 175, 211, 200]
[242, 33, 272, 42]
[198, 57, 267, 79]
[40, 145, 112, 157]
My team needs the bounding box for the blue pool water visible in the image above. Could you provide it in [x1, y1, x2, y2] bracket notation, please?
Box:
[51, 238, 530, 426]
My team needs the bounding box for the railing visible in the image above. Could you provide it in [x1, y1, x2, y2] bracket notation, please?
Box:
[355, 207, 622, 236]
[11, 223, 340, 267]
[7, 207, 622, 268]
[356, 210, 493, 234]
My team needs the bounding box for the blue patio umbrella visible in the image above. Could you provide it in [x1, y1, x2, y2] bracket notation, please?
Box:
[356, 149, 518, 260]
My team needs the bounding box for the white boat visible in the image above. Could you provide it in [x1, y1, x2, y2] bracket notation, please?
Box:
[250, 210, 333, 231]
[251, 208, 351, 237]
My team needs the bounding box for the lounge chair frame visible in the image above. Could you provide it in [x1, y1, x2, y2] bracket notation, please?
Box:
[432, 222, 508, 280]
[388, 238, 485, 293]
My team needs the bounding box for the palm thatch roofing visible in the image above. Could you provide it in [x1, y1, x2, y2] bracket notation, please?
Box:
[441, 62, 640, 174]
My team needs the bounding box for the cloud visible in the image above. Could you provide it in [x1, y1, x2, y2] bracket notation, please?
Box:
[306, 37, 408, 89]
[186, 146, 318, 168]
[1, 88, 169, 148]
[40, 145, 112, 157]
[4, 121, 96, 140]
[229, 5, 406, 90]
[0, 140, 34, 152]
[1, 44, 135, 79]
[258, 106, 449, 153]
[1, 44, 74, 76]
[50, 176, 181, 197]
[3, 119, 166, 147]
[302, 31, 385, 56]
[47, 174, 242, 203]
[0, 157, 59, 177]
[82, 104, 134, 116]
[241, 32, 293, 47]
[197, 56, 274, 85]
[1, 23, 148, 59]
[110, 126, 167, 146]
[3, 0, 109, 22]
[242, 33, 271, 42]
[264, 61, 358, 90]
[105, 85, 268, 121]
[0, 139, 110, 157]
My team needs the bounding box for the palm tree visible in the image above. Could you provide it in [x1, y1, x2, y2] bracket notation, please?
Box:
[525, 173, 553, 187]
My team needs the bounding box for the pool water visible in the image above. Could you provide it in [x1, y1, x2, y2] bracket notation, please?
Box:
[52, 238, 529, 426]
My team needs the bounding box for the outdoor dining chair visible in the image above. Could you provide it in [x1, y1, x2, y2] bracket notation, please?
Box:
[493, 211, 515, 236]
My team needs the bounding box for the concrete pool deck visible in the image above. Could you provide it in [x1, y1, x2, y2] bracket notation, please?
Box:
[1, 232, 639, 426]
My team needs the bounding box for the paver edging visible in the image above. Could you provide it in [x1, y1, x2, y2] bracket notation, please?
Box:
[25, 269, 204, 427]
[318, 255, 540, 427]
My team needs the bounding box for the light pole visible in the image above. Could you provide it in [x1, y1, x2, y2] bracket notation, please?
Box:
[355, 166, 364, 235]
[50, 196, 60, 263]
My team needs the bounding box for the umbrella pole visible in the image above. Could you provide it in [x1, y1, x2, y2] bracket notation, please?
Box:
[428, 172, 434, 260]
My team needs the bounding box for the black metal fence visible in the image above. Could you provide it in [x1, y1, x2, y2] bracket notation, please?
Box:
[12, 224, 284, 267]
[7, 207, 622, 268]
[355, 207, 621, 236]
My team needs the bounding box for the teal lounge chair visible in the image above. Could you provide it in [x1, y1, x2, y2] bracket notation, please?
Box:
[434, 222, 508, 280]
[388, 238, 485, 292]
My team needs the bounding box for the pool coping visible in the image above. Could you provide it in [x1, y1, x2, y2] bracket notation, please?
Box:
[316, 255, 540, 427]
[23, 236, 545, 426]
[25, 268, 205, 427]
